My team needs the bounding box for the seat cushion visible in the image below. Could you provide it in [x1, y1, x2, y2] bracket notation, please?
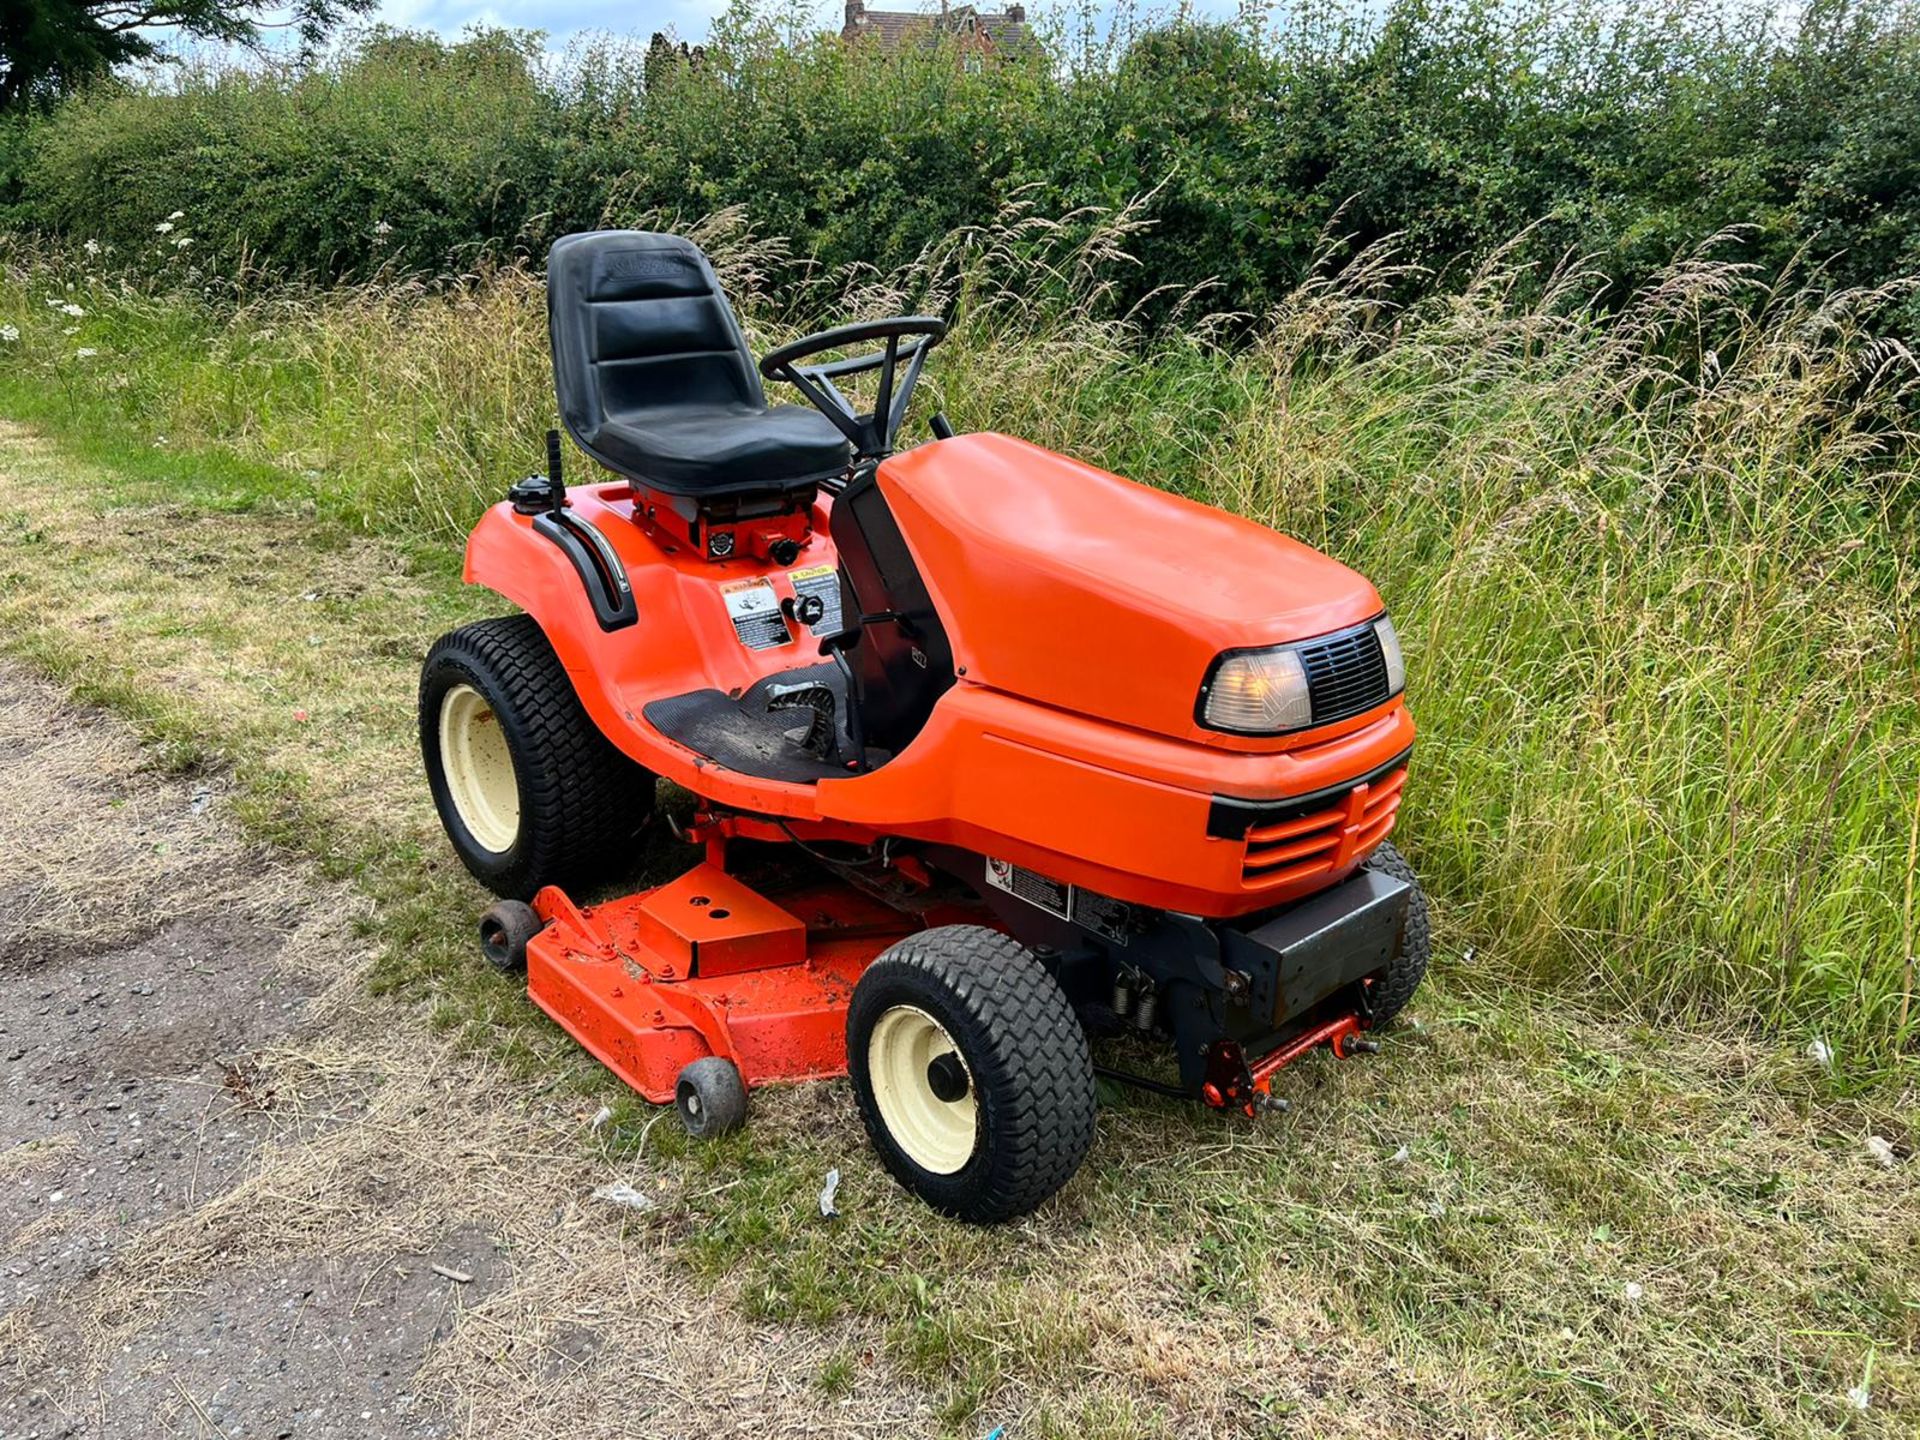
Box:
[594, 403, 851, 494]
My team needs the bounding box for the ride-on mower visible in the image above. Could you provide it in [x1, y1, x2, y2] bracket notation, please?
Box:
[419, 231, 1428, 1222]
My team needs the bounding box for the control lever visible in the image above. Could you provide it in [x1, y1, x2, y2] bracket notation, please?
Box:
[546, 428, 566, 514]
[817, 624, 866, 770]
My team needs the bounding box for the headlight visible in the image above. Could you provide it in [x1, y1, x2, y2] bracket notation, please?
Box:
[1201, 647, 1313, 732]
[1200, 614, 1406, 735]
[1374, 615, 1405, 696]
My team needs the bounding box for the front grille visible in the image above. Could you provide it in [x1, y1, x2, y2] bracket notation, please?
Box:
[1240, 765, 1407, 893]
[1298, 622, 1391, 727]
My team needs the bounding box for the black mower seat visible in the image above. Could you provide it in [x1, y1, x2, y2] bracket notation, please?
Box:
[594, 405, 849, 494]
[548, 230, 851, 499]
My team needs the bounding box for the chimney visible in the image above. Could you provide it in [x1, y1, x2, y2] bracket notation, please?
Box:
[1005, 2, 1024, 18]
[845, 0, 866, 27]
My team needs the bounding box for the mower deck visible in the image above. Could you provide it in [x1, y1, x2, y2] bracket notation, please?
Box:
[526, 863, 919, 1103]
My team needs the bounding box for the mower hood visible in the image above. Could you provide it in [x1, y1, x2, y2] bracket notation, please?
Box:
[876, 433, 1386, 745]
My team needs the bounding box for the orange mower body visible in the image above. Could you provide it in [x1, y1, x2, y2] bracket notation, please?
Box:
[421, 230, 1430, 1222]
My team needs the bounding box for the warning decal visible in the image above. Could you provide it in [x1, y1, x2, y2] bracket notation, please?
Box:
[720, 578, 792, 651]
[1072, 889, 1133, 947]
[984, 858, 1070, 918]
[983, 860, 1133, 945]
[787, 564, 843, 634]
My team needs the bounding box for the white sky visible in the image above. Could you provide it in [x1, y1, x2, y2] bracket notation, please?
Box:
[285, 0, 1244, 52]
[368, 0, 743, 45]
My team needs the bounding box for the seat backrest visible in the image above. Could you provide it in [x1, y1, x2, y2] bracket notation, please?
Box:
[829, 468, 956, 757]
[548, 231, 764, 451]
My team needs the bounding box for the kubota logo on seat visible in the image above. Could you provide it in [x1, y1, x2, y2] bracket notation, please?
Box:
[606, 251, 689, 279]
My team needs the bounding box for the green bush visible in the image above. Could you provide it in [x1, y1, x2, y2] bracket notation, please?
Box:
[9, 0, 1920, 321]
[18, 27, 562, 278]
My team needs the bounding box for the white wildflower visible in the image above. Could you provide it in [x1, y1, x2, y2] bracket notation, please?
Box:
[1847, 1384, 1870, 1411]
[60, 326, 77, 336]
[1805, 1038, 1833, 1069]
[83, 238, 101, 256]
[0, 325, 17, 342]
[59, 303, 85, 318]
[173, 235, 193, 249]
[74, 348, 98, 359]
[1623, 1281, 1644, 1302]
[44, 298, 62, 308]
[155, 221, 174, 234]
[167, 209, 185, 220]
[373, 220, 393, 235]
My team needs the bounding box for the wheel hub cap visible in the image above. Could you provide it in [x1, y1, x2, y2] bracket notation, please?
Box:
[438, 683, 520, 853]
[869, 1005, 977, 1174]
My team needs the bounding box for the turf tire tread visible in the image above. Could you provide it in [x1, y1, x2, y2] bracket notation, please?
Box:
[1361, 840, 1430, 1027]
[850, 925, 1096, 1224]
[420, 614, 653, 899]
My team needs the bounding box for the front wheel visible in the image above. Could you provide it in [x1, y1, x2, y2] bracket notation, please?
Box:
[847, 926, 1096, 1224]
[420, 615, 655, 900]
[1360, 841, 1430, 1028]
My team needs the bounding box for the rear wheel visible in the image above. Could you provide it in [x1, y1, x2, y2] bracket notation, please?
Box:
[1360, 841, 1430, 1028]
[848, 926, 1096, 1224]
[420, 615, 654, 900]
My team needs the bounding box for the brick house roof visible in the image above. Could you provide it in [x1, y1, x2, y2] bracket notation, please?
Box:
[841, 1, 1034, 54]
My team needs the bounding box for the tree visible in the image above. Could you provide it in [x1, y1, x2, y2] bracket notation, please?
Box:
[0, 0, 377, 110]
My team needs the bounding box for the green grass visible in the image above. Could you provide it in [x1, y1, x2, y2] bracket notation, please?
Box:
[1, 220, 1918, 1434]
[0, 418, 1914, 1435]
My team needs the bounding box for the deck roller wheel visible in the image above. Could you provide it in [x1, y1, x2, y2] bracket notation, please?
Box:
[676, 1057, 748, 1140]
[478, 900, 541, 973]
[847, 925, 1096, 1224]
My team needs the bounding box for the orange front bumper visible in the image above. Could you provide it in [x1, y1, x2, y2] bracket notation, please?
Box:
[818, 685, 1415, 919]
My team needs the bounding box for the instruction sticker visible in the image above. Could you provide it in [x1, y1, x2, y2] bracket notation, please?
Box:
[984, 860, 1132, 945]
[1072, 889, 1133, 947]
[984, 858, 1070, 919]
[720, 578, 792, 651]
[787, 564, 843, 634]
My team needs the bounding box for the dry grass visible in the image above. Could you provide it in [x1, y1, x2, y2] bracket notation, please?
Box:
[0, 422, 1914, 1435]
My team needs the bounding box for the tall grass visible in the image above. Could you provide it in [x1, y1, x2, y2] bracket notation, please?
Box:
[2, 209, 1915, 1068]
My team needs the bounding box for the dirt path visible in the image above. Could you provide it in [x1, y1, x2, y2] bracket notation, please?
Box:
[0, 661, 930, 1438]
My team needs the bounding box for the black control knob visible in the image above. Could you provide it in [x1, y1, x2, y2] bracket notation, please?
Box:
[782, 593, 827, 627]
[507, 475, 553, 514]
[769, 537, 802, 566]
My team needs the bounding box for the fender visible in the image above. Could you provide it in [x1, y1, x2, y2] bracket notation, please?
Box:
[531, 509, 638, 630]
[465, 500, 624, 649]
[463, 500, 663, 778]
[461, 494, 844, 820]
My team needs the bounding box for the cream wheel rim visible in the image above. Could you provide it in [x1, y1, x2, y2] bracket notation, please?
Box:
[438, 684, 520, 853]
[868, 1005, 977, 1174]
